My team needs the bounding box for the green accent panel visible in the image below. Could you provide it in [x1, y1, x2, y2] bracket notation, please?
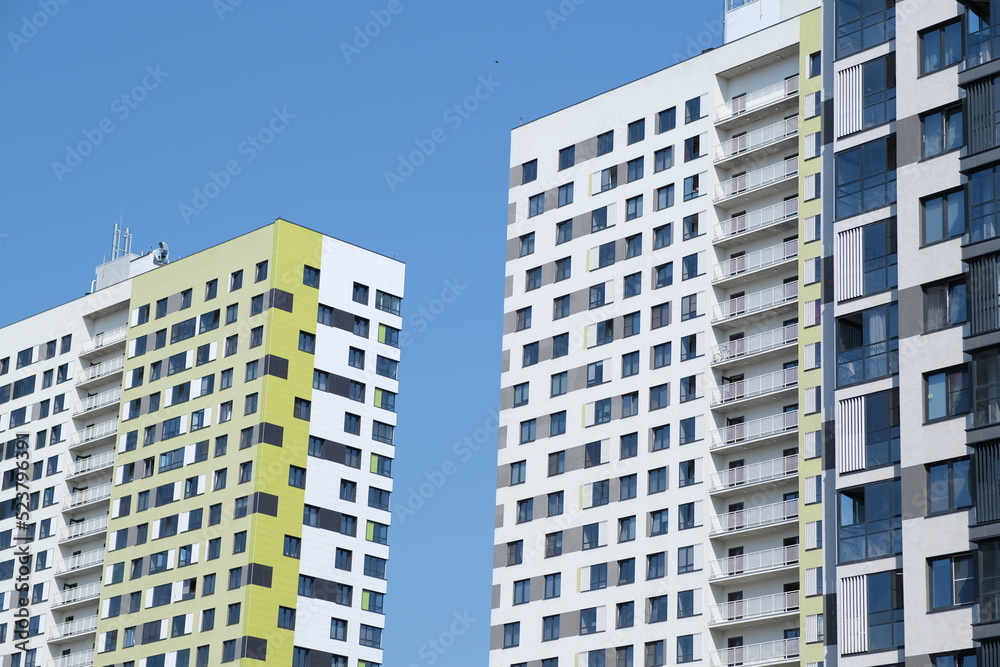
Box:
[370, 453, 379, 474]
[377, 324, 387, 344]
[374, 388, 383, 407]
[366, 520, 375, 541]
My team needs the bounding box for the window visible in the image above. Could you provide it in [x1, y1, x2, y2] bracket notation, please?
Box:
[860, 54, 896, 130]
[556, 219, 572, 244]
[525, 267, 541, 292]
[510, 460, 526, 486]
[597, 130, 614, 155]
[522, 159, 537, 184]
[654, 262, 673, 289]
[867, 570, 905, 651]
[838, 478, 902, 563]
[684, 96, 701, 123]
[649, 467, 667, 494]
[283, 535, 301, 558]
[503, 622, 520, 648]
[587, 360, 606, 387]
[622, 351, 639, 377]
[683, 213, 700, 239]
[658, 107, 676, 133]
[550, 410, 566, 436]
[582, 523, 600, 550]
[547, 491, 564, 517]
[548, 451, 565, 476]
[627, 157, 644, 182]
[679, 417, 697, 445]
[925, 366, 970, 422]
[626, 195, 643, 220]
[651, 509, 669, 536]
[836, 0, 894, 58]
[544, 573, 561, 598]
[924, 279, 967, 332]
[580, 607, 598, 635]
[655, 184, 674, 211]
[590, 284, 606, 309]
[249, 325, 263, 347]
[519, 420, 536, 444]
[649, 384, 669, 411]
[836, 136, 896, 220]
[680, 375, 698, 402]
[513, 382, 529, 407]
[836, 303, 897, 386]
[559, 145, 575, 170]
[681, 253, 699, 280]
[516, 307, 531, 331]
[809, 51, 822, 77]
[519, 232, 535, 257]
[923, 104, 963, 158]
[654, 146, 673, 172]
[529, 193, 545, 217]
[920, 19, 962, 75]
[678, 545, 696, 574]
[683, 174, 700, 200]
[928, 459, 972, 513]
[678, 502, 697, 529]
[922, 189, 965, 245]
[627, 118, 645, 144]
[654, 224, 672, 249]
[552, 333, 568, 358]
[592, 206, 608, 232]
[930, 553, 975, 609]
[684, 135, 701, 161]
[254, 260, 268, 282]
[558, 183, 574, 207]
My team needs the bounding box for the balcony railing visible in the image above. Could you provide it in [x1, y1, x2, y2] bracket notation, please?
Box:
[55, 548, 105, 574]
[711, 638, 799, 667]
[714, 199, 798, 242]
[79, 325, 127, 354]
[968, 26, 999, 70]
[59, 515, 109, 543]
[714, 283, 797, 323]
[712, 368, 798, 406]
[73, 387, 121, 416]
[716, 157, 798, 201]
[716, 117, 798, 162]
[52, 650, 95, 667]
[711, 455, 798, 492]
[68, 450, 115, 477]
[49, 615, 98, 640]
[65, 483, 112, 509]
[76, 356, 125, 385]
[714, 240, 798, 283]
[70, 419, 118, 447]
[836, 340, 898, 387]
[711, 499, 798, 535]
[53, 581, 103, 607]
[711, 411, 798, 450]
[712, 324, 797, 364]
[717, 76, 799, 123]
[710, 591, 799, 625]
[726, 0, 760, 10]
[709, 545, 799, 580]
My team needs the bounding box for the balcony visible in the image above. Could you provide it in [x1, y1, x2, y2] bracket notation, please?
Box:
[79, 325, 127, 357]
[710, 638, 799, 667]
[73, 387, 121, 417]
[713, 199, 798, 247]
[712, 324, 797, 368]
[716, 76, 799, 128]
[52, 651, 95, 667]
[713, 240, 798, 288]
[713, 283, 797, 327]
[64, 483, 112, 510]
[709, 545, 799, 582]
[836, 340, 898, 387]
[967, 26, 999, 71]
[55, 548, 105, 575]
[67, 450, 115, 478]
[710, 455, 798, 495]
[75, 355, 125, 388]
[715, 117, 798, 165]
[59, 515, 109, 544]
[52, 581, 103, 608]
[715, 158, 798, 207]
[710, 410, 798, 452]
[710, 499, 798, 537]
[710, 590, 799, 626]
[712, 367, 798, 410]
[49, 615, 98, 642]
[69, 419, 118, 450]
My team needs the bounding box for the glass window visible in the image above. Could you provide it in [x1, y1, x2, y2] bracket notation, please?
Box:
[836, 0, 895, 58]
[558, 183, 574, 207]
[838, 479, 903, 563]
[655, 184, 674, 211]
[684, 97, 701, 123]
[861, 53, 896, 129]
[559, 145, 575, 170]
[597, 131, 614, 156]
[556, 219, 572, 244]
[522, 159, 537, 184]
[654, 147, 673, 172]
[928, 459, 972, 513]
[920, 19, 962, 75]
[921, 189, 965, 245]
[657, 107, 676, 133]
[924, 279, 967, 332]
[627, 157, 644, 182]
[836, 136, 896, 220]
[922, 104, 963, 158]
[628, 119, 645, 144]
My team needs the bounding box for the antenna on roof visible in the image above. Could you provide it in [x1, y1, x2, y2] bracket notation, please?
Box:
[111, 207, 132, 260]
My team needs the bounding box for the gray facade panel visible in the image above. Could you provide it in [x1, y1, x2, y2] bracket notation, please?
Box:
[897, 284, 924, 339]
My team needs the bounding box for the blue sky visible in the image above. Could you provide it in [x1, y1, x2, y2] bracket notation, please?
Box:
[0, 1, 722, 663]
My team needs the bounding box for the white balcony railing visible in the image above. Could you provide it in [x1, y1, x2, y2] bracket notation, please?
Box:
[714, 199, 798, 242]
[713, 367, 798, 406]
[711, 411, 798, 450]
[79, 325, 127, 355]
[716, 157, 798, 201]
[68, 450, 115, 476]
[49, 615, 99, 640]
[712, 324, 797, 364]
[716, 117, 798, 162]
[714, 240, 798, 282]
[59, 515, 109, 542]
[52, 650, 95, 667]
[709, 545, 799, 580]
[714, 283, 797, 322]
[65, 484, 112, 509]
[717, 76, 800, 122]
[711, 455, 798, 492]
[73, 387, 121, 416]
[710, 591, 799, 624]
[76, 356, 125, 384]
[71, 419, 118, 446]
[55, 549, 105, 574]
[53, 581, 103, 606]
[710, 499, 799, 535]
[711, 638, 800, 667]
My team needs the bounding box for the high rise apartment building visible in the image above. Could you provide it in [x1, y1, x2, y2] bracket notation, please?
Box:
[492, 1, 1000, 666]
[0, 219, 404, 667]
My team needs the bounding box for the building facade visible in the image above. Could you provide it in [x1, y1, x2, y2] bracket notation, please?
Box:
[0, 219, 404, 667]
[492, 1, 1000, 666]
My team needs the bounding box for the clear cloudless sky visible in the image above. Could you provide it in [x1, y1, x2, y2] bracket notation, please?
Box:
[0, 1, 723, 664]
